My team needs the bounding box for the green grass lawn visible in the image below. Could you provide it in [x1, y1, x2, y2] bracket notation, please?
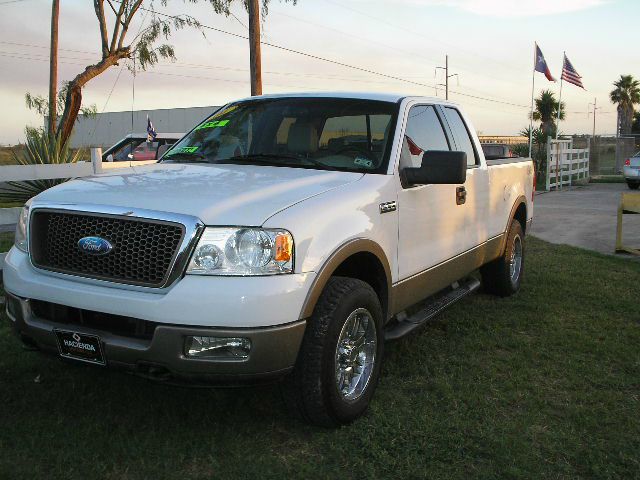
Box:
[590, 175, 625, 184]
[0, 237, 638, 479]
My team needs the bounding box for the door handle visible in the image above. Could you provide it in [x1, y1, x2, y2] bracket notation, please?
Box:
[456, 186, 466, 205]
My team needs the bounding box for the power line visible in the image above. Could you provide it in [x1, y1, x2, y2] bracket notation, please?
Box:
[0, 0, 30, 5]
[321, 0, 529, 78]
[0, 8, 531, 110]
[138, 4, 534, 108]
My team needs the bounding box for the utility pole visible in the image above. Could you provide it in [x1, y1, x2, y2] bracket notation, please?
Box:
[48, 0, 59, 136]
[435, 55, 458, 100]
[588, 98, 601, 138]
[248, 0, 262, 96]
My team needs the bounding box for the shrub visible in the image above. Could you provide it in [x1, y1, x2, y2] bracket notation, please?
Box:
[0, 128, 82, 204]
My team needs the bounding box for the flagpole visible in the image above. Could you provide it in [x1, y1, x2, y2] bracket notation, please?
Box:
[528, 42, 536, 159]
[555, 52, 565, 140]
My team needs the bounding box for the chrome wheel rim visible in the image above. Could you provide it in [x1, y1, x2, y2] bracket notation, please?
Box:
[334, 307, 377, 402]
[510, 234, 523, 283]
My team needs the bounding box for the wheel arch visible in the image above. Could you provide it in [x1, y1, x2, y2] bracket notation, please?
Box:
[499, 195, 528, 255]
[299, 239, 392, 321]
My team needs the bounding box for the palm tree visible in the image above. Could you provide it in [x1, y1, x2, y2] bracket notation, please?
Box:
[610, 75, 640, 135]
[532, 90, 565, 137]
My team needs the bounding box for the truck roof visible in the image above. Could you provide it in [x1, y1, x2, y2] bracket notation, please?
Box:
[233, 91, 454, 105]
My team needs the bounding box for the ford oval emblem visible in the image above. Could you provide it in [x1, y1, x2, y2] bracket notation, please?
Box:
[77, 236, 113, 255]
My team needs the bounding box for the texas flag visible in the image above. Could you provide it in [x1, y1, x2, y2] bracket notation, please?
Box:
[534, 43, 556, 82]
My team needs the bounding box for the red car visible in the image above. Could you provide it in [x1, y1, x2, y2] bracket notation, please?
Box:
[102, 133, 184, 162]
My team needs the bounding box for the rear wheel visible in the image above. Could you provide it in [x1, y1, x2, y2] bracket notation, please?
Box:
[283, 276, 384, 427]
[481, 219, 525, 297]
[627, 181, 639, 190]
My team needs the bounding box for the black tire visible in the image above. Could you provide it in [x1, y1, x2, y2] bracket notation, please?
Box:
[481, 219, 525, 297]
[627, 182, 639, 190]
[282, 276, 384, 427]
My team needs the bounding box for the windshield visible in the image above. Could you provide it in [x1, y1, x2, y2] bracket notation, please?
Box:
[162, 97, 398, 173]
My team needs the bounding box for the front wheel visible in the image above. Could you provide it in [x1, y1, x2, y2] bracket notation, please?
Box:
[481, 219, 525, 296]
[283, 276, 384, 427]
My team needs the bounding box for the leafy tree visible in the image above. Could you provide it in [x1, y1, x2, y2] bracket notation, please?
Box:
[520, 126, 547, 177]
[632, 111, 640, 134]
[531, 90, 565, 137]
[49, 0, 293, 145]
[609, 75, 640, 135]
[25, 82, 97, 121]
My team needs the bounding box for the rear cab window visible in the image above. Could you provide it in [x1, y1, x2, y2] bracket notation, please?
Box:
[442, 107, 479, 167]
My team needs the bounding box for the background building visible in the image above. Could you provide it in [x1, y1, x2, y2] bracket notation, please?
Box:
[70, 105, 219, 149]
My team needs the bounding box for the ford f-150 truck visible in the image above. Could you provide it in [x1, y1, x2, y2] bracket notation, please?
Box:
[3, 92, 534, 427]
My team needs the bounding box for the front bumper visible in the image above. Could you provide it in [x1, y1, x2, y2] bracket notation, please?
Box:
[2, 247, 315, 328]
[4, 291, 306, 383]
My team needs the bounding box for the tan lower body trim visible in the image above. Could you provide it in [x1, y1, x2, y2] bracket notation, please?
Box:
[390, 234, 504, 314]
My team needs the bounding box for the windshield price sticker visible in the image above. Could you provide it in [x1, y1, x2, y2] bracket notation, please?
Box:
[178, 146, 199, 154]
[195, 119, 230, 130]
[212, 105, 238, 118]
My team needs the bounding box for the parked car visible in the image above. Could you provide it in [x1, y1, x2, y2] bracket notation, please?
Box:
[481, 143, 517, 160]
[102, 133, 184, 162]
[623, 151, 640, 189]
[3, 93, 534, 426]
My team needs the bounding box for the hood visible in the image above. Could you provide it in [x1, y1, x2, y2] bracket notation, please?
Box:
[34, 163, 363, 225]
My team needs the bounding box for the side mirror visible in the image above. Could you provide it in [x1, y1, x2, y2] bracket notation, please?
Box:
[401, 150, 467, 187]
[106, 154, 114, 162]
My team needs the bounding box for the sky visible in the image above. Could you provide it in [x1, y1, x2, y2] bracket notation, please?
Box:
[0, 0, 638, 144]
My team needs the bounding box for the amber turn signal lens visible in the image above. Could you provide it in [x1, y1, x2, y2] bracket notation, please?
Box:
[275, 233, 292, 262]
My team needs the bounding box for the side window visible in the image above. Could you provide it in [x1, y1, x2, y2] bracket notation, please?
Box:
[443, 107, 478, 167]
[402, 105, 449, 168]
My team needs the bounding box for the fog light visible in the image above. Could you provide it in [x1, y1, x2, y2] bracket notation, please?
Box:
[185, 336, 251, 359]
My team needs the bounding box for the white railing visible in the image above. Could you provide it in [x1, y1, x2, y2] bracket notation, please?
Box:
[545, 138, 590, 191]
[0, 148, 156, 269]
[0, 148, 157, 226]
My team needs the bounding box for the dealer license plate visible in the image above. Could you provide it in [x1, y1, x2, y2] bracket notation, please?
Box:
[54, 330, 106, 365]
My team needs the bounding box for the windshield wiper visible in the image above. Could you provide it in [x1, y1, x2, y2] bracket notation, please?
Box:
[227, 153, 300, 162]
[162, 152, 209, 163]
[221, 153, 338, 171]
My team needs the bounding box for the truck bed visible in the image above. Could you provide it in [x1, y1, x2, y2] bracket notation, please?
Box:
[486, 157, 532, 166]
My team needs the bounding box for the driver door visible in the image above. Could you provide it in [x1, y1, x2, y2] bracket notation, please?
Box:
[396, 104, 468, 280]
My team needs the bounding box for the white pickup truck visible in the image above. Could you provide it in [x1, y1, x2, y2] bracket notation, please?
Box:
[3, 92, 534, 426]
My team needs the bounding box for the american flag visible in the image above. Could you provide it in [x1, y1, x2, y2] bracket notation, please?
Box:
[561, 54, 585, 89]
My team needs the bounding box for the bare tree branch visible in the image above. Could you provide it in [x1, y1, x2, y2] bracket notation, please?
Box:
[109, 0, 127, 52]
[58, 47, 130, 143]
[105, 0, 118, 17]
[118, 0, 144, 50]
[94, 0, 109, 58]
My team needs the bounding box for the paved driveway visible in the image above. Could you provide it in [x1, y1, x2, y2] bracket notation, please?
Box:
[530, 183, 640, 255]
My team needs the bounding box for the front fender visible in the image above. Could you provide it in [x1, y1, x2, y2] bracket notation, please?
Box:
[262, 174, 398, 319]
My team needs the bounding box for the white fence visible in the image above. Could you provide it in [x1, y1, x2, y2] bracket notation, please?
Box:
[0, 149, 156, 268]
[0, 148, 157, 225]
[545, 138, 590, 191]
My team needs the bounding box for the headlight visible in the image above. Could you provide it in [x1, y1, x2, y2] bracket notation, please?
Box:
[14, 205, 29, 252]
[186, 227, 293, 275]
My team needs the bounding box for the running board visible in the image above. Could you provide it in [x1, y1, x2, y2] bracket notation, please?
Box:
[384, 277, 481, 341]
